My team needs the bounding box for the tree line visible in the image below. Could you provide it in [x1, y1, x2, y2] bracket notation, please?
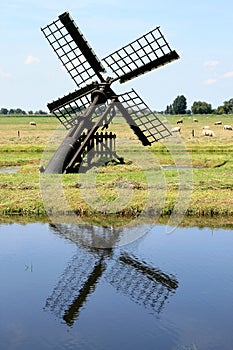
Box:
[0, 108, 48, 115]
[1, 96, 233, 116]
[164, 96, 233, 115]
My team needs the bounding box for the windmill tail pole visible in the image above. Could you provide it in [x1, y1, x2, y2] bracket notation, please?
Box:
[43, 96, 100, 174]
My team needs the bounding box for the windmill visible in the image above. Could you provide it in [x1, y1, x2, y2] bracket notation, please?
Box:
[44, 224, 179, 326]
[41, 12, 179, 174]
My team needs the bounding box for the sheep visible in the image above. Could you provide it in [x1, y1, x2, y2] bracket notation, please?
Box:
[223, 124, 233, 130]
[193, 118, 198, 122]
[170, 126, 181, 133]
[177, 119, 183, 124]
[214, 121, 222, 125]
[29, 121, 36, 126]
[202, 126, 210, 129]
[202, 129, 215, 137]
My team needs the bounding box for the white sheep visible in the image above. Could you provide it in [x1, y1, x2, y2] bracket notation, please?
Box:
[170, 126, 181, 133]
[29, 121, 36, 126]
[202, 126, 210, 129]
[214, 121, 222, 125]
[202, 129, 215, 137]
[223, 124, 232, 130]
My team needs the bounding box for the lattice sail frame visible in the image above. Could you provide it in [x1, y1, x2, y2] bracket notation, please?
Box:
[102, 27, 179, 83]
[105, 252, 178, 314]
[41, 12, 105, 88]
[44, 250, 103, 325]
[47, 83, 110, 129]
[118, 89, 171, 143]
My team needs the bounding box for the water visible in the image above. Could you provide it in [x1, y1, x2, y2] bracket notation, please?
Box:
[0, 166, 21, 173]
[0, 222, 233, 350]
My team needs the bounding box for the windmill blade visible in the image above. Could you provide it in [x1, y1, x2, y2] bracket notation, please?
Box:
[102, 26, 179, 83]
[41, 12, 105, 88]
[47, 83, 101, 129]
[44, 250, 106, 326]
[105, 252, 178, 314]
[118, 89, 171, 144]
[63, 259, 105, 326]
[47, 82, 115, 130]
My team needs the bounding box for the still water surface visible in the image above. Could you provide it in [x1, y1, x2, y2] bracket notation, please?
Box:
[0, 222, 233, 350]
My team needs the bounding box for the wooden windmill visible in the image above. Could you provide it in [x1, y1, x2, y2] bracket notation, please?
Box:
[41, 12, 179, 173]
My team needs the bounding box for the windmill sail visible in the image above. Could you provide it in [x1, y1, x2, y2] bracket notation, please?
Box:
[103, 26, 179, 83]
[41, 12, 105, 87]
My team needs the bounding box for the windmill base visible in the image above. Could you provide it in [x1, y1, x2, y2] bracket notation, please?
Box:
[41, 131, 125, 174]
[67, 132, 124, 173]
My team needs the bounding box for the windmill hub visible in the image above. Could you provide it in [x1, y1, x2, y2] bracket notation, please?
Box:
[91, 89, 108, 104]
[41, 11, 179, 174]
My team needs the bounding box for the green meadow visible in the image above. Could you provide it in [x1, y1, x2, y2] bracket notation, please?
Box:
[0, 114, 232, 224]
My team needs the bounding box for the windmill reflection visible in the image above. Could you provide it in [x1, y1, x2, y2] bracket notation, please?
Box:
[107, 252, 178, 315]
[45, 224, 178, 326]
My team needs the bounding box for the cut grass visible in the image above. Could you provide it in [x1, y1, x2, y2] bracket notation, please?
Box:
[0, 115, 232, 224]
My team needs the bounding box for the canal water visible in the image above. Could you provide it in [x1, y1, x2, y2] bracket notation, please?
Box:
[0, 222, 233, 350]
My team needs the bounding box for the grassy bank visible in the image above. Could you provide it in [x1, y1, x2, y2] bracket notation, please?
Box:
[0, 114, 232, 223]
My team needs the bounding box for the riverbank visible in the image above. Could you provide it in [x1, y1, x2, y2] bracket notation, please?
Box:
[0, 115, 232, 223]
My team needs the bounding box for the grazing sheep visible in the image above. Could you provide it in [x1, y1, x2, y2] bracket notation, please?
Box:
[29, 121, 36, 126]
[177, 119, 183, 124]
[193, 118, 198, 122]
[202, 126, 210, 129]
[214, 121, 222, 125]
[223, 124, 233, 130]
[170, 126, 181, 133]
[202, 129, 215, 137]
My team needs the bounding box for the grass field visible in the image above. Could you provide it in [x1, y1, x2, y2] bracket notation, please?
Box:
[0, 114, 232, 225]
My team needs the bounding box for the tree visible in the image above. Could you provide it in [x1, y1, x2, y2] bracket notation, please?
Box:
[165, 104, 174, 115]
[220, 98, 233, 114]
[15, 108, 26, 114]
[215, 105, 225, 115]
[172, 95, 187, 114]
[35, 110, 47, 115]
[191, 101, 212, 114]
[0, 108, 8, 115]
[7, 108, 26, 114]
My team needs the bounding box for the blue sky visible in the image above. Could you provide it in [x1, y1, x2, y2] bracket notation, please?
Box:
[1, 0, 233, 112]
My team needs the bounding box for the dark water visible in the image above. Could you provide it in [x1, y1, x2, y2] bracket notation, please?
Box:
[0, 222, 233, 350]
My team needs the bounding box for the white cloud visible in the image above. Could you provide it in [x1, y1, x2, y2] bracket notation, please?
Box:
[204, 79, 217, 85]
[223, 71, 233, 78]
[0, 68, 12, 78]
[204, 60, 219, 67]
[24, 55, 40, 65]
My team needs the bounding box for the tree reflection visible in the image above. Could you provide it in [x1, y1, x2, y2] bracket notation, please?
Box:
[44, 224, 178, 326]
